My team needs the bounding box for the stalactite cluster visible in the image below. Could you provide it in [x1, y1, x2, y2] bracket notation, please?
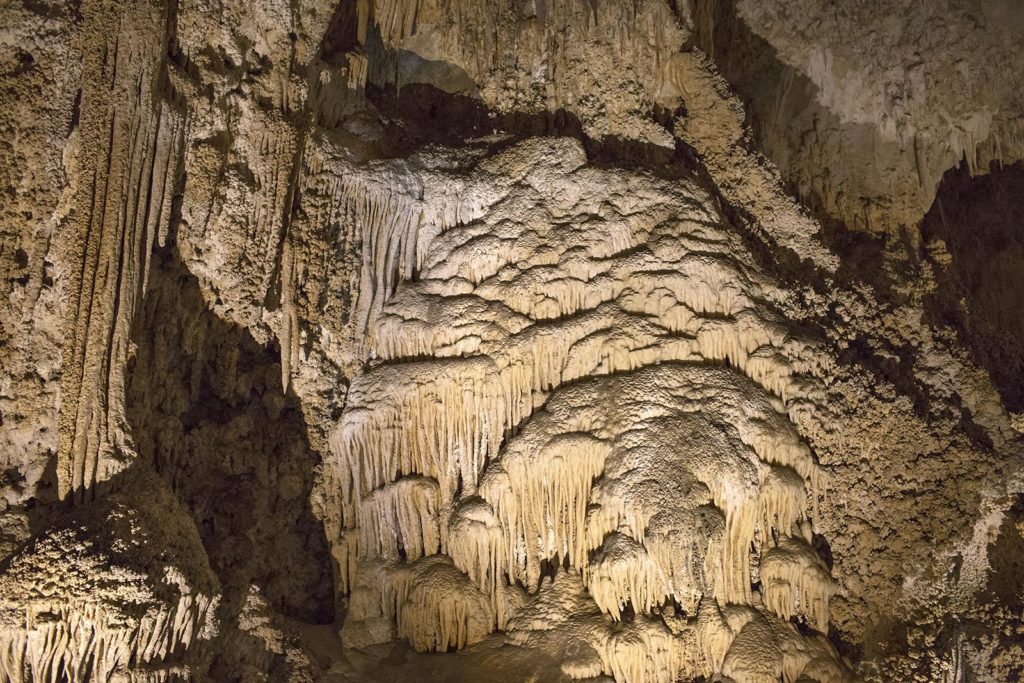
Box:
[2, 0, 1023, 681]
[323, 137, 849, 680]
[0, 474, 218, 682]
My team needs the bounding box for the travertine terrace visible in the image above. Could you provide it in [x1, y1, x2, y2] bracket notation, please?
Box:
[1, 1, 1023, 682]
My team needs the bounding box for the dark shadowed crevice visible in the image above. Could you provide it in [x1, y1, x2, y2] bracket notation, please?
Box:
[985, 494, 1024, 606]
[921, 161, 1024, 412]
[125, 238, 335, 640]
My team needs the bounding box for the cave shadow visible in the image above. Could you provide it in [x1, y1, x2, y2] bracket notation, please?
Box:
[123, 233, 335, 640]
[2, 165, 335, 683]
[366, 79, 706, 182]
[309, 1, 840, 287]
[920, 161, 1024, 413]
[14, 451, 60, 542]
[686, 0, 1020, 433]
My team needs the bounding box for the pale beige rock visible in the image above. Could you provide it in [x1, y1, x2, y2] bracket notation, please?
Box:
[1, 0, 1022, 681]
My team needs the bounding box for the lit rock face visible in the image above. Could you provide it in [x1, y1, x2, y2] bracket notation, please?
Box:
[692, 0, 1024, 235]
[0, 472, 219, 682]
[326, 136, 850, 680]
[1, 0, 1023, 681]
[364, 0, 687, 145]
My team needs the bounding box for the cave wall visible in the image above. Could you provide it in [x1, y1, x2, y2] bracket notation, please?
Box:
[0, 1, 1022, 682]
[692, 0, 1024, 237]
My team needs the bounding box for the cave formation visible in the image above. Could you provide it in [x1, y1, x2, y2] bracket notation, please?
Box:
[1, 1, 1024, 682]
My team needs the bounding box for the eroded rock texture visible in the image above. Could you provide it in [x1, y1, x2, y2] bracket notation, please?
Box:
[1, 1, 1022, 682]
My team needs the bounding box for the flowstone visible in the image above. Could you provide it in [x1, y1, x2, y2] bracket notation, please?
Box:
[325, 137, 851, 681]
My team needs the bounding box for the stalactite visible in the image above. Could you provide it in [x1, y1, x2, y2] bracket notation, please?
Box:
[760, 536, 833, 632]
[588, 533, 667, 620]
[561, 647, 605, 680]
[642, 506, 726, 615]
[330, 356, 505, 522]
[358, 476, 441, 563]
[498, 432, 610, 588]
[388, 556, 494, 652]
[758, 466, 808, 544]
[58, 1, 185, 502]
[332, 532, 360, 596]
[346, 52, 369, 90]
[331, 156, 506, 346]
[340, 175, 426, 336]
[362, 0, 688, 144]
[373, 0, 422, 45]
[279, 236, 300, 391]
[447, 498, 509, 627]
[321, 138, 844, 678]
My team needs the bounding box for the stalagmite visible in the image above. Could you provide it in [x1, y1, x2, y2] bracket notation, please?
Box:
[695, 599, 737, 675]
[721, 613, 785, 683]
[339, 560, 396, 649]
[599, 617, 683, 683]
[774, 621, 853, 683]
[0, 475, 219, 682]
[560, 646, 606, 680]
